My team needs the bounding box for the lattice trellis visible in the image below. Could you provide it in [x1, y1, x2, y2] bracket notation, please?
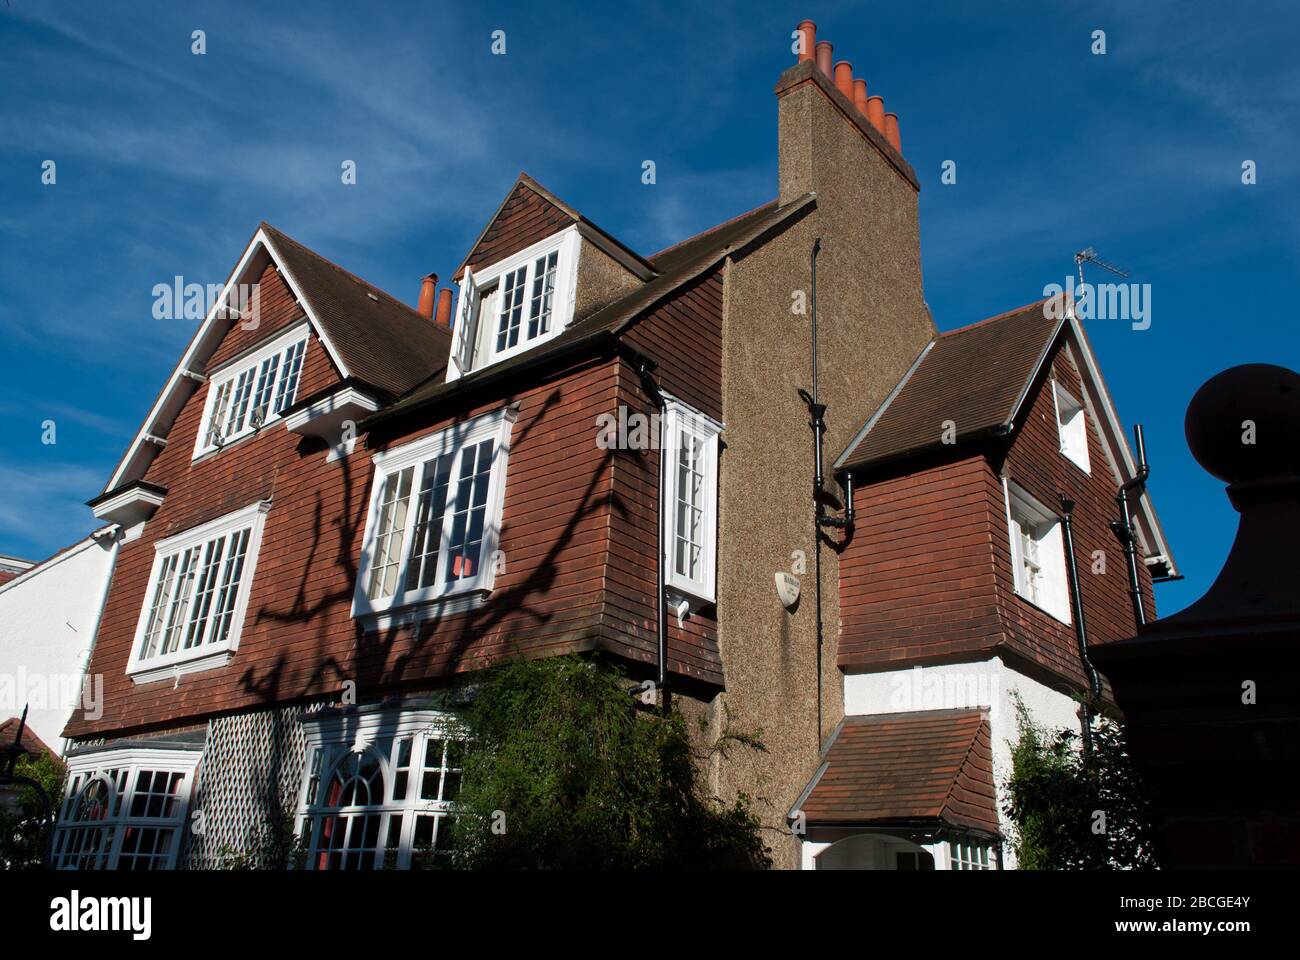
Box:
[184, 702, 324, 868]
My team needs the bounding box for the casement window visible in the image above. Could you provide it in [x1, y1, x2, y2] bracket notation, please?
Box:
[193, 323, 309, 458]
[1004, 481, 1071, 624]
[297, 708, 466, 870]
[128, 501, 270, 682]
[947, 837, 995, 870]
[661, 398, 722, 604]
[52, 749, 200, 870]
[353, 406, 516, 627]
[1052, 380, 1091, 473]
[449, 228, 580, 378]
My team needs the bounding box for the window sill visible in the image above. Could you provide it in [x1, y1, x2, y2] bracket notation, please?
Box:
[1011, 588, 1071, 626]
[1058, 447, 1091, 475]
[128, 646, 236, 685]
[354, 589, 490, 633]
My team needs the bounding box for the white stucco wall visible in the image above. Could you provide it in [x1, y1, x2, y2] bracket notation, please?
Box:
[0, 532, 118, 753]
[838, 657, 1084, 869]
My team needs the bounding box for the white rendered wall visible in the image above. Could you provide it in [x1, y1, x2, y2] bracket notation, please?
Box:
[840, 657, 1083, 869]
[0, 534, 117, 753]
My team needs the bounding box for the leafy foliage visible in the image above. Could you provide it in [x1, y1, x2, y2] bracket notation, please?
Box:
[1003, 695, 1160, 870]
[447, 655, 771, 869]
[0, 752, 66, 870]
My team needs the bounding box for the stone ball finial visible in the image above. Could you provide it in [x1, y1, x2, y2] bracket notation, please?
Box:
[1185, 363, 1300, 484]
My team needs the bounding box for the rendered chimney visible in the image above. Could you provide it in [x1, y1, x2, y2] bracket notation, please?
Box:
[866, 95, 886, 134]
[417, 273, 438, 319]
[815, 40, 833, 76]
[434, 287, 453, 328]
[884, 112, 902, 152]
[853, 78, 869, 117]
[796, 20, 817, 62]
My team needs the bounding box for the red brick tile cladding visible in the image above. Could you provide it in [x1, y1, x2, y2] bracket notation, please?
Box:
[453, 178, 575, 282]
[798, 709, 999, 834]
[837, 326, 1156, 690]
[65, 258, 737, 738]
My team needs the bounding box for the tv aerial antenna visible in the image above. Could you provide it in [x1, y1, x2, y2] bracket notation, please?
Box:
[1074, 247, 1129, 287]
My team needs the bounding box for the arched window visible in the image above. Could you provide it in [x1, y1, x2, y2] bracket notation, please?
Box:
[298, 712, 465, 870]
[52, 755, 198, 870]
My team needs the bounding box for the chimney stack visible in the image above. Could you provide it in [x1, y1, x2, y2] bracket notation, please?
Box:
[434, 287, 453, 328]
[417, 273, 438, 319]
[791, 21, 904, 159]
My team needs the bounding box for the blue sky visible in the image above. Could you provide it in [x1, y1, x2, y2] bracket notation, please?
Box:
[1, 0, 1296, 615]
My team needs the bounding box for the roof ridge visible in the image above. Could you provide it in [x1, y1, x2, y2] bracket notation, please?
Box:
[937, 295, 1055, 338]
[261, 222, 424, 321]
[648, 198, 779, 263]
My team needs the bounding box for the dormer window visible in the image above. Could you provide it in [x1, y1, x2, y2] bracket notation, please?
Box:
[194, 323, 309, 459]
[449, 228, 580, 378]
[1052, 380, 1091, 473]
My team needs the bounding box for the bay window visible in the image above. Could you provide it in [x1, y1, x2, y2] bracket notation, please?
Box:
[194, 323, 309, 458]
[353, 406, 516, 627]
[662, 398, 722, 604]
[297, 707, 466, 870]
[449, 228, 579, 378]
[127, 500, 270, 682]
[52, 748, 200, 870]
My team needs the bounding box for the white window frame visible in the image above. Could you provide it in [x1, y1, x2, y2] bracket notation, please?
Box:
[352, 406, 517, 628]
[447, 227, 581, 380]
[192, 321, 311, 459]
[296, 706, 466, 870]
[1003, 479, 1071, 624]
[52, 747, 200, 870]
[1052, 379, 1091, 474]
[944, 835, 996, 870]
[661, 397, 722, 605]
[126, 500, 271, 683]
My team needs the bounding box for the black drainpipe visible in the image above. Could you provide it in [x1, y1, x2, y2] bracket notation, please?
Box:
[1059, 495, 1101, 752]
[1110, 424, 1150, 628]
[798, 237, 855, 742]
[636, 358, 671, 714]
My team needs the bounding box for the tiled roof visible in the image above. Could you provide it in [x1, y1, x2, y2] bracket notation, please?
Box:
[794, 708, 999, 834]
[0, 717, 60, 762]
[373, 194, 815, 424]
[261, 223, 452, 398]
[837, 298, 1065, 472]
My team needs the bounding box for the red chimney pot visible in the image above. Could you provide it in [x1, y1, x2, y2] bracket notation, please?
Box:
[866, 95, 886, 134]
[853, 78, 869, 117]
[814, 40, 833, 77]
[884, 112, 902, 152]
[417, 273, 437, 319]
[434, 287, 453, 328]
[833, 61, 854, 100]
[796, 20, 817, 63]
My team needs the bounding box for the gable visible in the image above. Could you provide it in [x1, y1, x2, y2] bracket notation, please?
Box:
[101, 225, 450, 498]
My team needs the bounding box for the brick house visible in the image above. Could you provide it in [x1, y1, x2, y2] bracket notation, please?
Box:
[53, 21, 1176, 870]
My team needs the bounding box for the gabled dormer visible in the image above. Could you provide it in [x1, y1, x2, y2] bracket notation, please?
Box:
[445, 174, 653, 380]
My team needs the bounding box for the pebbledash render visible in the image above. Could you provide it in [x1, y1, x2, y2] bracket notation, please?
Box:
[56, 22, 1177, 871]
